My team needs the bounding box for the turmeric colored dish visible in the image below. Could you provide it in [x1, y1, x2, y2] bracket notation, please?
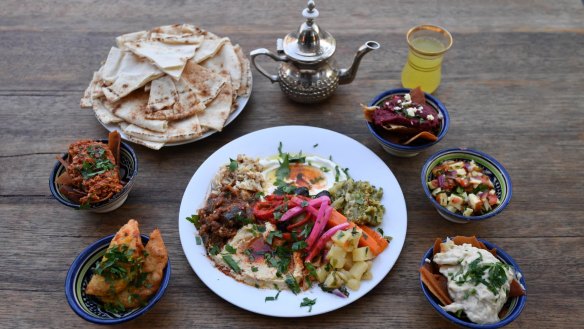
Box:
[85, 219, 168, 313]
[420, 236, 526, 326]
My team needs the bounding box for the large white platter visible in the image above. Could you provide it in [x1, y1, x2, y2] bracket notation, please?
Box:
[178, 125, 407, 317]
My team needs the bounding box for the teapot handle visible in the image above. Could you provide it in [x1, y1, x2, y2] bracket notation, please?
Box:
[250, 48, 286, 83]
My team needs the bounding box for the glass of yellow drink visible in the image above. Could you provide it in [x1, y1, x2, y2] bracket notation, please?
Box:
[401, 25, 453, 94]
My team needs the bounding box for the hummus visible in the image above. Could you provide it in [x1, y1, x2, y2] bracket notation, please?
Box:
[212, 223, 305, 291]
[433, 241, 516, 324]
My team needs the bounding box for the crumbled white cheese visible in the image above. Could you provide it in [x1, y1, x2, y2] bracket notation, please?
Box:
[427, 114, 435, 121]
[404, 93, 411, 101]
[406, 107, 416, 117]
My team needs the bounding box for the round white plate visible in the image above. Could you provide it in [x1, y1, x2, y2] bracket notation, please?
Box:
[98, 74, 252, 148]
[178, 126, 407, 317]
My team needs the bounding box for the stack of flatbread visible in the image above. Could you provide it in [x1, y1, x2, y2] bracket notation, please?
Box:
[81, 24, 251, 150]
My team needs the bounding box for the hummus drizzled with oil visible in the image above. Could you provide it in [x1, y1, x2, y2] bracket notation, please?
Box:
[433, 240, 517, 324]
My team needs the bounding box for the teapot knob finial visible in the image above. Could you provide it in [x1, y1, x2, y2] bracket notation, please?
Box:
[303, 0, 319, 24]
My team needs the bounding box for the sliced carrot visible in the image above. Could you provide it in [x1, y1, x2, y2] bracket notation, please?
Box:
[327, 209, 387, 256]
[359, 224, 389, 254]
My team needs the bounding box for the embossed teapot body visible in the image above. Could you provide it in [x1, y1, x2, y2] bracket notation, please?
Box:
[250, 1, 380, 103]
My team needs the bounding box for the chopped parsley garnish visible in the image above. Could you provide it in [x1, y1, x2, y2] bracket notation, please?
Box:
[320, 166, 330, 173]
[228, 158, 238, 172]
[265, 290, 281, 302]
[334, 165, 341, 182]
[186, 214, 201, 229]
[291, 241, 308, 251]
[244, 248, 256, 261]
[195, 236, 202, 245]
[300, 201, 309, 208]
[266, 230, 283, 244]
[285, 275, 301, 294]
[80, 154, 115, 180]
[225, 244, 237, 254]
[300, 222, 314, 238]
[313, 143, 318, 148]
[208, 245, 220, 256]
[304, 262, 318, 279]
[222, 254, 241, 273]
[300, 297, 317, 312]
[376, 227, 384, 236]
[251, 266, 258, 272]
[453, 253, 510, 295]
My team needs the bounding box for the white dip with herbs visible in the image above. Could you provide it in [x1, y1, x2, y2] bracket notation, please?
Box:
[433, 241, 516, 324]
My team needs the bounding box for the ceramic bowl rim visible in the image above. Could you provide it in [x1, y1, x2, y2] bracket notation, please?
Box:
[366, 88, 450, 151]
[49, 140, 138, 210]
[65, 233, 171, 325]
[419, 238, 527, 328]
[421, 148, 512, 221]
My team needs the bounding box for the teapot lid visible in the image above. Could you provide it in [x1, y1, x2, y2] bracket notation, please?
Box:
[282, 0, 336, 63]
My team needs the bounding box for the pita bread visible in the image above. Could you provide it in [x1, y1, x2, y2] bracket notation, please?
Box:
[102, 50, 164, 103]
[233, 44, 251, 97]
[116, 30, 148, 50]
[92, 98, 123, 124]
[108, 90, 168, 132]
[119, 123, 165, 150]
[145, 61, 226, 121]
[194, 36, 229, 63]
[200, 41, 241, 94]
[81, 71, 101, 108]
[197, 82, 233, 131]
[101, 47, 125, 83]
[148, 76, 177, 111]
[121, 114, 204, 143]
[124, 39, 201, 79]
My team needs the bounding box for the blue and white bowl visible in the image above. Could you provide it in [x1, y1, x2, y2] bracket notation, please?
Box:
[420, 238, 527, 328]
[366, 88, 450, 157]
[49, 140, 138, 213]
[65, 234, 171, 325]
[421, 148, 512, 224]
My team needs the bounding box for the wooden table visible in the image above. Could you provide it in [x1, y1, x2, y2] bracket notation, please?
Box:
[1, 0, 583, 328]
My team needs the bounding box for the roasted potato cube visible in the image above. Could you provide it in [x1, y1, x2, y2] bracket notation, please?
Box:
[352, 246, 374, 262]
[349, 261, 368, 280]
[346, 278, 361, 290]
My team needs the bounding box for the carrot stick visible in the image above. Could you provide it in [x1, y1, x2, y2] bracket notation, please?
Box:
[327, 209, 387, 256]
[359, 225, 389, 254]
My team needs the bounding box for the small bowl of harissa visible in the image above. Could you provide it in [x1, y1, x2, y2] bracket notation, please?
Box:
[363, 87, 450, 157]
[420, 236, 526, 328]
[49, 131, 138, 213]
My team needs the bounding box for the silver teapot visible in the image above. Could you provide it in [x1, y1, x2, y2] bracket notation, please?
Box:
[250, 0, 380, 103]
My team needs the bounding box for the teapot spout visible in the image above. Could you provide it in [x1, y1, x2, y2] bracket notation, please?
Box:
[338, 41, 380, 85]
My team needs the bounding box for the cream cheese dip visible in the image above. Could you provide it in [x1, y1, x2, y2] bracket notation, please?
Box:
[433, 241, 516, 324]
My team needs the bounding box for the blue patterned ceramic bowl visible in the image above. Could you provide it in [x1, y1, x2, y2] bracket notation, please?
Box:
[420, 238, 527, 328]
[65, 234, 171, 325]
[49, 140, 138, 213]
[421, 148, 512, 224]
[366, 88, 450, 157]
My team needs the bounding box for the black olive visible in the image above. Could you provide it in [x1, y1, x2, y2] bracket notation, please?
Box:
[314, 190, 331, 199]
[294, 187, 310, 197]
[276, 221, 288, 231]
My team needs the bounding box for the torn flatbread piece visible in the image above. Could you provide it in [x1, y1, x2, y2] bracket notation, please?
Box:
[233, 44, 251, 97]
[194, 36, 229, 63]
[92, 98, 123, 124]
[109, 90, 168, 133]
[121, 114, 204, 143]
[116, 30, 148, 50]
[200, 41, 241, 94]
[81, 71, 101, 108]
[102, 49, 164, 103]
[146, 61, 226, 121]
[148, 76, 177, 111]
[197, 81, 233, 131]
[124, 40, 202, 79]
